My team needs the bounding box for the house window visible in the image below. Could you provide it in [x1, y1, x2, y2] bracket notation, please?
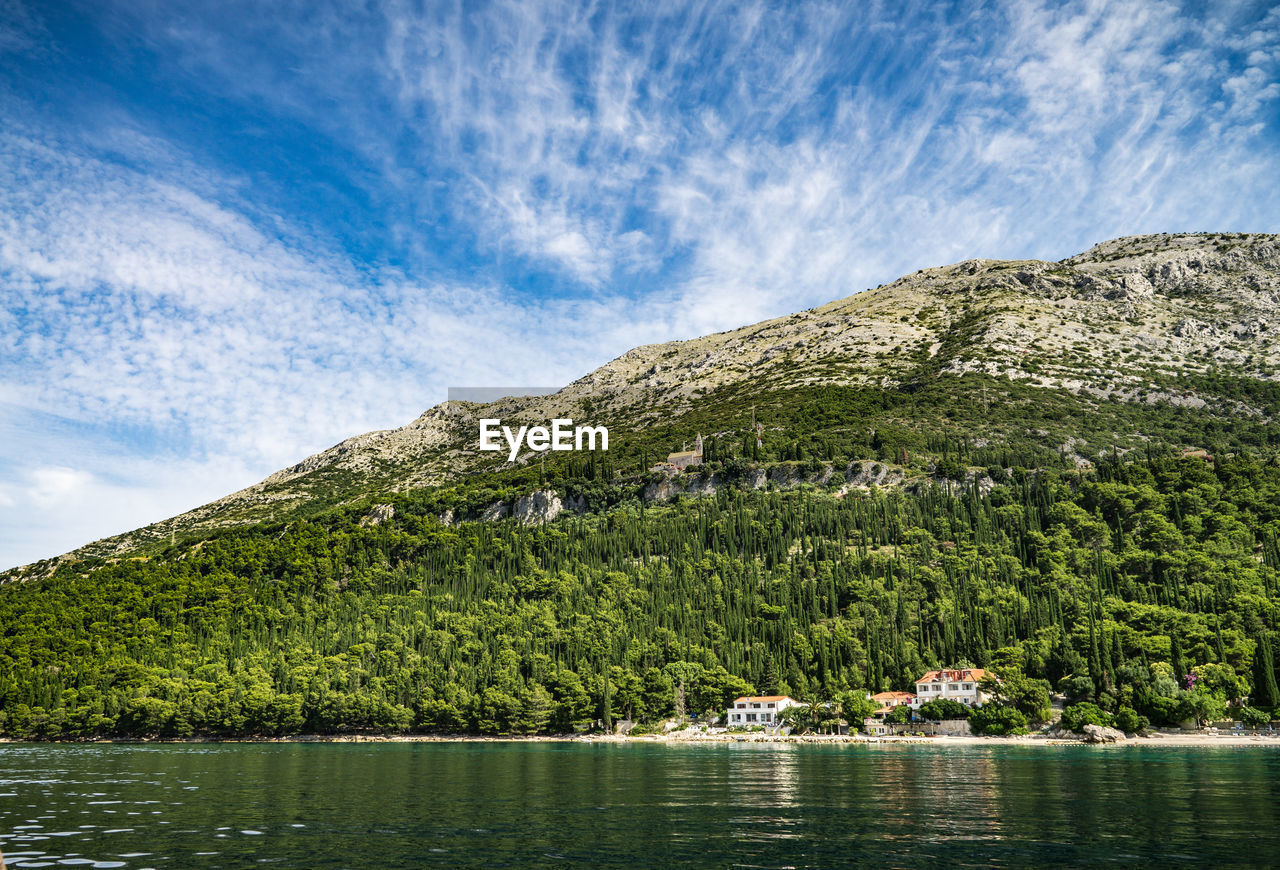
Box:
[962, 683, 972, 690]
[767, 703, 775, 708]
[747, 714, 757, 722]
[751, 703, 761, 708]
[737, 703, 746, 709]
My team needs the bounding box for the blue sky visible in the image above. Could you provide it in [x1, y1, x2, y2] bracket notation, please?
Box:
[2, 0, 1279, 568]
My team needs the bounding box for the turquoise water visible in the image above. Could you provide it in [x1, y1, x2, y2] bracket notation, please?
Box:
[2, 741, 1279, 867]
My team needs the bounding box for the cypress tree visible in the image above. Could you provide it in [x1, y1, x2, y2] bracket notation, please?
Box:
[1088, 619, 1104, 693]
[1170, 633, 1187, 685]
[760, 658, 781, 695]
[602, 666, 613, 732]
[1253, 634, 1280, 710]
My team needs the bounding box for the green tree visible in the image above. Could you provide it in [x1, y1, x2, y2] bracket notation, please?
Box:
[2, 449, 1279, 742]
[515, 684, 553, 734]
[546, 670, 593, 732]
[838, 693, 880, 728]
[1061, 673, 1095, 704]
[981, 671, 1051, 723]
[1060, 702, 1113, 732]
[968, 704, 1027, 735]
[917, 699, 970, 721]
[1170, 634, 1187, 684]
[1252, 634, 1280, 710]
[1113, 707, 1148, 733]
[1235, 706, 1271, 727]
[777, 703, 814, 733]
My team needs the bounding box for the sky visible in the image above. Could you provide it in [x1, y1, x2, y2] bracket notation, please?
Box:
[1, 0, 1279, 569]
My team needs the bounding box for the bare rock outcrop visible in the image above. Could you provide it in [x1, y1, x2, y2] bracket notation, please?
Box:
[359, 504, 395, 527]
[1081, 724, 1126, 744]
[513, 489, 564, 525]
[845, 460, 905, 490]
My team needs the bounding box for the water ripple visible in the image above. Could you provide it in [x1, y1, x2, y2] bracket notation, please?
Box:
[1, 743, 1278, 868]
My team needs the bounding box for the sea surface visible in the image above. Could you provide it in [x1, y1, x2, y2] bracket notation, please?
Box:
[2, 741, 1279, 868]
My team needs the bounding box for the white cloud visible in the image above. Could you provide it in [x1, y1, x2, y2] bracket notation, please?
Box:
[25, 465, 94, 508]
[0, 116, 693, 566]
[0, 129, 638, 459]
[1, 0, 1279, 568]
[0, 452, 264, 569]
[74, 0, 1280, 298]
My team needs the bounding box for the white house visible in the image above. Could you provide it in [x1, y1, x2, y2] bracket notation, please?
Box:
[909, 669, 994, 708]
[726, 695, 802, 727]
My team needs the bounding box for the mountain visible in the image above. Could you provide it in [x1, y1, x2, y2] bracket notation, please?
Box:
[25, 230, 1280, 569]
[2, 232, 1279, 740]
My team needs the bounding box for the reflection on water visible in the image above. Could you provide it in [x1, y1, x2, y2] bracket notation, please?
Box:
[2, 742, 1279, 868]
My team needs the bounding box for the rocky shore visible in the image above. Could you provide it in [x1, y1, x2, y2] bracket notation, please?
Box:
[7, 729, 1277, 748]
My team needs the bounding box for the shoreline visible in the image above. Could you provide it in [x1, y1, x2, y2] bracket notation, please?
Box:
[3, 730, 1278, 748]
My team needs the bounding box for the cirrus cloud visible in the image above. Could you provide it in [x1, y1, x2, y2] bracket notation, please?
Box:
[1, 0, 1278, 568]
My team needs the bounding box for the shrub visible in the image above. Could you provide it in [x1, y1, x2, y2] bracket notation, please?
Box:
[1061, 673, 1096, 704]
[1145, 695, 1182, 727]
[990, 672, 1052, 723]
[1235, 706, 1272, 727]
[969, 704, 1028, 736]
[1113, 707, 1149, 733]
[917, 698, 971, 721]
[886, 705, 912, 725]
[1060, 702, 1113, 733]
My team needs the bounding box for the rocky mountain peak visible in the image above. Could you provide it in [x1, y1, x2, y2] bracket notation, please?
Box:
[24, 232, 1280, 569]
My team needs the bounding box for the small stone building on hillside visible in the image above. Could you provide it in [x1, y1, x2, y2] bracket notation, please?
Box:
[654, 433, 704, 471]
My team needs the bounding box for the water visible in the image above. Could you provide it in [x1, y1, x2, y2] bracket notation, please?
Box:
[2, 741, 1279, 868]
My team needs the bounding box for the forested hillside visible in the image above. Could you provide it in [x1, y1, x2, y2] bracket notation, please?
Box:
[4, 232, 1280, 738]
[2, 449, 1278, 738]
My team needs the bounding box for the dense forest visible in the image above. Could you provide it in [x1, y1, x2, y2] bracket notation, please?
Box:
[2, 447, 1279, 739]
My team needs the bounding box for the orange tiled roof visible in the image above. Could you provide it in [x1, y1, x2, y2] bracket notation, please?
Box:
[732, 695, 795, 703]
[916, 668, 989, 684]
